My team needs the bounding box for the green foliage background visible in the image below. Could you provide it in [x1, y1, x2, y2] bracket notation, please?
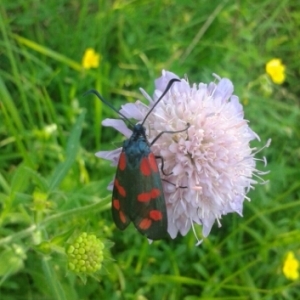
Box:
[1, 0, 300, 299]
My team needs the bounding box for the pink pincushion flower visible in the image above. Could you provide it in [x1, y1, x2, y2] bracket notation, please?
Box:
[96, 70, 269, 243]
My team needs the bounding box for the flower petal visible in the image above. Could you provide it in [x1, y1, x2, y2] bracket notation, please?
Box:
[95, 148, 122, 166]
[102, 119, 132, 138]
[154, 70, 180, 91]
[120, 103, 145, 121]
[213, 78, 234, 104]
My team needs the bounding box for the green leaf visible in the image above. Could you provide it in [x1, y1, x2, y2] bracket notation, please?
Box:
[24, 167, 49, 192]
[41, 257, 67, 300]
[12, 34, 83, 71]
[10, 164, 30, 194]
[0, 246, 26, 285]
[48, 110, 86, 192]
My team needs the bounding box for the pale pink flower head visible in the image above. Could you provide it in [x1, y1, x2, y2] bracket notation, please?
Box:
[96, 70, 270, 244]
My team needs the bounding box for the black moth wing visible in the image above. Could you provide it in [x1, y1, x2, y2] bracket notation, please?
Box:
[111, 129, 168, 240]
[111, 149, 131, 230]
[129, 151, 168, 240]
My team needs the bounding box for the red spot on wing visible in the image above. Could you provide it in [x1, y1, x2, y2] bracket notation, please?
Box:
[140, 157, 151, 176]
[113, 199, 127, 224]
[118, 152, 126, 171]
[119, 211, 127, 224]
[151, 188, 161, 198]
[113, 199, 120, 210]
[137, 193, 151, 202]
[139, 218, 152, 230]
[137, 188, 161, 203]
[148, 153, 158, 172]
[149, 210, 163, 221]
[138, 209, 163, 231]
[114, 179, 126, 197]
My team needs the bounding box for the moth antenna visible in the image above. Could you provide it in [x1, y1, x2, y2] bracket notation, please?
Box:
[84, 89, 135, 127]
[85, 78, 180, 128]
[141, 78, 180, 126]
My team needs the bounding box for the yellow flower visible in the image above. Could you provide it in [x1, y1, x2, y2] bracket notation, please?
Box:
[283, 251, 299, 280]
[82, 48, 100, 69]
[265, 58, 286, 84]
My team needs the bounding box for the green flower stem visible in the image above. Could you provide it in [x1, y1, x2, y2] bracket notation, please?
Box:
[41, 196, 110, 227]
[0, 196, 110, 247]
[0, 225, 37, 247]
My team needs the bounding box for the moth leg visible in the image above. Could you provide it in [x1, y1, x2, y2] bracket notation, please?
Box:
[155, 156, 187, 188]
[162, 179, 187, 189]
[155, 156, 172, 176]
[150, 123, 190, 146]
